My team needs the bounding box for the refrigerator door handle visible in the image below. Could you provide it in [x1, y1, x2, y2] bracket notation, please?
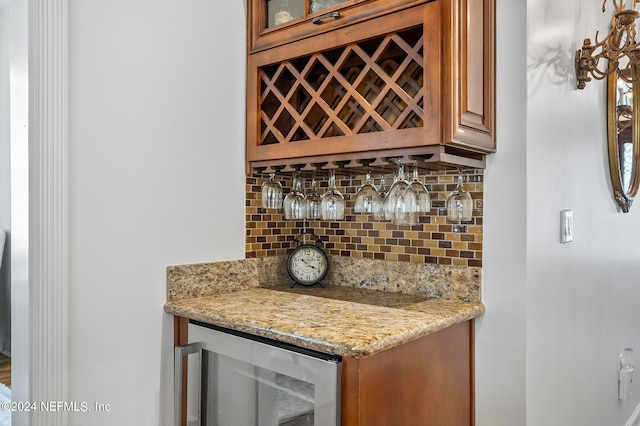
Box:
[175, 342, 202, 426]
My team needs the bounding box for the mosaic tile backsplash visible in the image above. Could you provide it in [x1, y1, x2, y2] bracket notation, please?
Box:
[245, 169, 483, 267]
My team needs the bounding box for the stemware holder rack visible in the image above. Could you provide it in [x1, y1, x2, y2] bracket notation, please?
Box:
[249, 146, 485, 178]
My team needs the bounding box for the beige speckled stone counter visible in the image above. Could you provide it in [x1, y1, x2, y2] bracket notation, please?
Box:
[166, 256, 482, 302]
[164, 284, 485, 359]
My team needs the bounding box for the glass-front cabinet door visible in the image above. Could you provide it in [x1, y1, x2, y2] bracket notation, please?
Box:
[250, 0, 384, 53]
[249, 0, 428, 54]
[266, 0, 349, 28]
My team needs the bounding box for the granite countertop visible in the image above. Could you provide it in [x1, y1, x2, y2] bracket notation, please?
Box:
[164, 284, 485, 359]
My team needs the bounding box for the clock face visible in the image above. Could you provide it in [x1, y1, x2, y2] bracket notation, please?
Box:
[287, 245, 328, 286]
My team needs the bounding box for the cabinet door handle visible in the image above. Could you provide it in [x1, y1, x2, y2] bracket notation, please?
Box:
[312, 11, 340, 25]
[174, 343, 202, 426]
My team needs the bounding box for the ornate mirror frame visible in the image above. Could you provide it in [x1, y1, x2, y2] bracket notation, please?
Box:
[607, 66, 640, 212]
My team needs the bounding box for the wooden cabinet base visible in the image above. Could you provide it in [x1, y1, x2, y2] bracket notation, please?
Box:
[174, 316, 474, 426]
[341, 320, 474, 426]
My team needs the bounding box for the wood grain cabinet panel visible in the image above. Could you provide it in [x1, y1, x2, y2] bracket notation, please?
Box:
[341, 320, 474, 426]
[246, 0, 495, 172]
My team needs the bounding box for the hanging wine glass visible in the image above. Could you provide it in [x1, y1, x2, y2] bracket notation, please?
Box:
[284, 172, 307, 220]
[409, 164, 431, 213]
[306, 173, 321, 220]
[446, 171, 473, 222]
[354, 171, 382, 215]
[320, 170, 345, 220]
[374, 174, 387, 221]
[383, 169, 399, 221]
[261, 172, 283, 210]
[396, 189, 418, 226]
[383, 164, 417, 225]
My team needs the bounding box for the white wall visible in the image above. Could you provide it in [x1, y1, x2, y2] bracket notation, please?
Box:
[480, 0, 640, 425]
[475, 0, 528, 423]
[524, 0, 640, 424]
[67, 1, 246, 424]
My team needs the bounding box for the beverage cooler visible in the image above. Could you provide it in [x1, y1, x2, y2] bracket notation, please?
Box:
[175, 320, 342, 426]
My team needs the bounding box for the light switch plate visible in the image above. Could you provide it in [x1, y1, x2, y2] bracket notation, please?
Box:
[560, 210, 573, 244]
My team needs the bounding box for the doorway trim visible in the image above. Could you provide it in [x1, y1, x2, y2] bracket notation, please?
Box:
[10, 0, 68, 424]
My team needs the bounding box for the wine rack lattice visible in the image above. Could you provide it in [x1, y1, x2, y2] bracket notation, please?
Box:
[259, 26, 424, 146]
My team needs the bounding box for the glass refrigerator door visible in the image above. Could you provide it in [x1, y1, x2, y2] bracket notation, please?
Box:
[176, 322, 341, 426]
[202, 351, 316, 425]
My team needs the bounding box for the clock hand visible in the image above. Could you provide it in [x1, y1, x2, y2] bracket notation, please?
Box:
[301, 258, 316, 269]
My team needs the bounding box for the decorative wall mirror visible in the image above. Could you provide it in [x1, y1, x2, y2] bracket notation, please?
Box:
[607, 64, 640, 212]
[576, 0, 640, 212]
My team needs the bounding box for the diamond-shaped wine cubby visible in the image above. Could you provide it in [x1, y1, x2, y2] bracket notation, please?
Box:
[259, 26, 424, 146]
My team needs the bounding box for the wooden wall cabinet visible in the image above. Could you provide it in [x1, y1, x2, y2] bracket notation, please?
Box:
[246, 0, 495, 172]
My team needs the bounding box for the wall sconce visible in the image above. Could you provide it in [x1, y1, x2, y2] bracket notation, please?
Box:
[577, 0, 640, 212]
[576, 0, 640, 89]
